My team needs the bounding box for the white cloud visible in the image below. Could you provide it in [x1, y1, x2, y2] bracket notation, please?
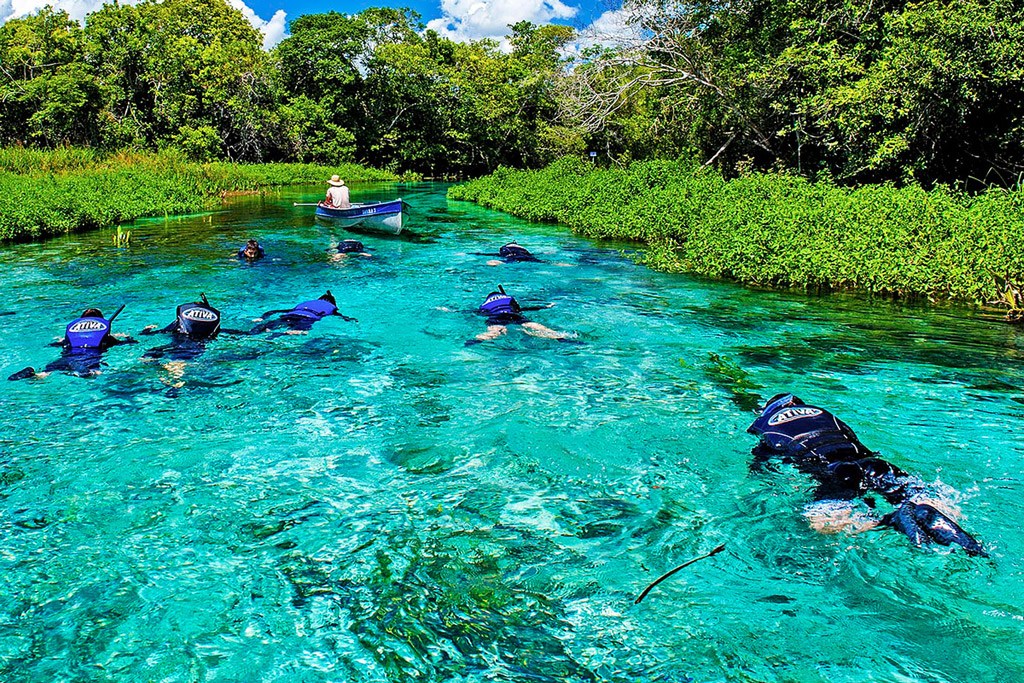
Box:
[9, 0, 105, 22]
[1, 0, 288, 51]
[227, 0, 287, 50]
[426, 0, 579, 44]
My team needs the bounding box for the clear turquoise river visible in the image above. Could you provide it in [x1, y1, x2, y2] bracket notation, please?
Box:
[1, 183, 1022, 682]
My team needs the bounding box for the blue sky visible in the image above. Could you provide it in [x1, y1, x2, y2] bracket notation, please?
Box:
[2, 0, 620, 50]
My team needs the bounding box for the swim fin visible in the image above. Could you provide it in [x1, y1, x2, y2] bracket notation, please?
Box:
[882, 501, 987, 557]
[7, 366, 36, 381]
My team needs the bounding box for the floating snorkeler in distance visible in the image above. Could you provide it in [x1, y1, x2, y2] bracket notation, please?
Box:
[249, 290, 356, 336]
[326, 239, 371, 260]
[748, 393, 986, 556]
[467, 285, 574, 345]
[7, 305, 136, 380]
[472, 241, 541, 266]
[237, 239, 265, 261]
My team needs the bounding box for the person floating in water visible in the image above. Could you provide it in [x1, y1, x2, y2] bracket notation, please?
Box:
[473, 241, 541, 266]
[748, 393, 986, 556]
[327, 239, 371, 260]
[249, 290, 356, 336]
[323, 175, 351, 209]
[238, 239, 265, 261]
[7, 305, 136, 380]
[467, 285, 573, 345]
[140, 294, 226, 361]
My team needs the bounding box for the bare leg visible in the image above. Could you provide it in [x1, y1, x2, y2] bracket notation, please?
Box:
[160, 360, 187, 389]
[475, 325, 508, 342]
[804, 500, 881, 534]
[521, 322, 569, 340]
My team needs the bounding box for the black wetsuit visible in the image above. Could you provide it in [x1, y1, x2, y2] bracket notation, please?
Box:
[748, 398, 986, 556]
[330, 240, 365, 254]
[498, 243, 540, 262]
[473, 243, 541, 263]
[141, 300, 225, 361]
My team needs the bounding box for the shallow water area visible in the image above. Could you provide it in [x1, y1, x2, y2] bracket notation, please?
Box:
[1, 182, 1023, 682]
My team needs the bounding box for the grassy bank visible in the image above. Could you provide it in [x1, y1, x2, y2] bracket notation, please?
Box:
[0, 148, 401, 241]
[449, 157, 1024, 305]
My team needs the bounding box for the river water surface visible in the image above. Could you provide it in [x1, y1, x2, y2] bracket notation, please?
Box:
[1, 183, 1022, 682]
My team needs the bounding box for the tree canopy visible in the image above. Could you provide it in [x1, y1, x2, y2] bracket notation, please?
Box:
[0, 0, 1021, 185]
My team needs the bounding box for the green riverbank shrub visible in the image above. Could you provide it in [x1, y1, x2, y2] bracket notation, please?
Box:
[0, 148, 398, 241]
[449, 157, 1024, 304]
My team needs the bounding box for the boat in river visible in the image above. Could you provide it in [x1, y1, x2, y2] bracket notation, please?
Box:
[314, 199, 404, 234]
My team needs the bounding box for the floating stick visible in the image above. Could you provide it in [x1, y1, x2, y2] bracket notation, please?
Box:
[634, 543, 726, 605]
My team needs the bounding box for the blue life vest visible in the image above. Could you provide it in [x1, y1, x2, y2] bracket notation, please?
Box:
[479, 292, 520, 316]
[176, 302, 221, 339]
[291, 299, 337, 319]
[65, 316, 111, 350]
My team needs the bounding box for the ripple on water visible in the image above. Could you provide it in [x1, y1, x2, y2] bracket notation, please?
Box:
[0, 185, 1022, 682]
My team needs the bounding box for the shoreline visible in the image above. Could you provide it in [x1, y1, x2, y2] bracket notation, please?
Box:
[449, 157, 1024, 314]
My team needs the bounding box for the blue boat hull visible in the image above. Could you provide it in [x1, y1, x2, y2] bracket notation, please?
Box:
[315, 199, 404, 234]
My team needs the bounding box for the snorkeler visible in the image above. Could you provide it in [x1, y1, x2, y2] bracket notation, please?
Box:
[467, 285, 573, 345]
[748, 393, 986, 556]
[327, 239, 371, 259]
[473, 241, 541, 266]
[140, 294, 233, 362]
[248, 290, 356, 335]
[7, 305, 136, 380]
[238, 239, 265, 261]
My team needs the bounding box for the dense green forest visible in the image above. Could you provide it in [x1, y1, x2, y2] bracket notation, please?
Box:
[0, 0, 574, 177]
[2, 0, 1022, 186]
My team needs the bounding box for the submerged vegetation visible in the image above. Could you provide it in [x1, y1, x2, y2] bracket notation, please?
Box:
[0, 148, 397, 241]
[450, 158, 1024, 305]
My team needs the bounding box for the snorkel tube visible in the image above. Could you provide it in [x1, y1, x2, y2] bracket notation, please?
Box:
[108, 304, 126, 324]
[65, 303, 125, 349]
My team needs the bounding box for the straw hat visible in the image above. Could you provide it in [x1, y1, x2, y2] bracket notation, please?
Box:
[328, 175, 345, 186]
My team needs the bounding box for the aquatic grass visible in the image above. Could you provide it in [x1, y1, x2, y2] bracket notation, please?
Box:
[0, 148, 399, 241]
[450, 158, 1024, 305]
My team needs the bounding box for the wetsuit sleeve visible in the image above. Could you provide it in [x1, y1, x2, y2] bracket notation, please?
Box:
[259, 309, 290, 319]
[749, 442, 777, 473]
[333, 312, 357, 322]
[518, 304, 552, 312]
[139, 322, 176, 336]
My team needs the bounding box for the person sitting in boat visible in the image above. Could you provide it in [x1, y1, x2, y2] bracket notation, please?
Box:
[748, 393, 986, 556]
[323, 175, 351, 209]
[473, 241, 541, 266]
[327, 239, 371, 259]
[466, 285, 573, 345]
[7, 306, 136, 380]
[249, 290, 356, 335]
[238, 239, 264, 261]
